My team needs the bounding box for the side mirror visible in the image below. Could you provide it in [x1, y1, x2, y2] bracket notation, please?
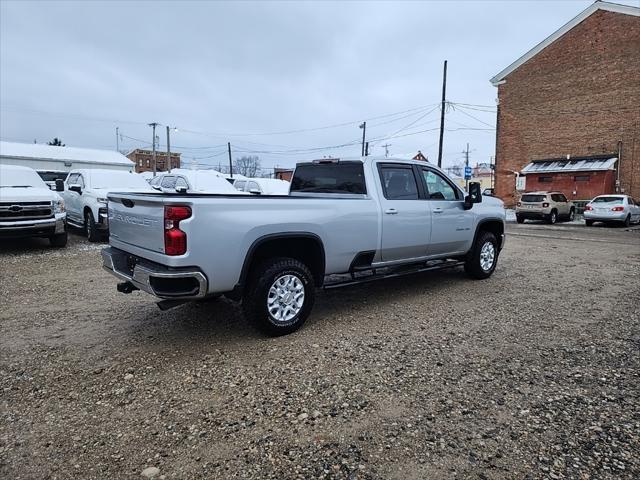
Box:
[249, 188, 262, 195]
[69, 184, 82, 194]
[463, 182, 482, 210]
[175, 186, 188, 194]
[152, 184, 161, 191]
[55, 179, 65, 192]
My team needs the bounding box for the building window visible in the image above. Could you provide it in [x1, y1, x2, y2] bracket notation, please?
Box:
[574, 175, 590, 182]
[538, 176, 553, 183]
[138, 160, 142, 167]
[146, 159, 150, 167]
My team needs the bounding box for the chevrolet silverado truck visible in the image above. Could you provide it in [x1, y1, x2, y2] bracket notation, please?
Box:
[102, 157, 506, 336]
[0, 164, 67, 247]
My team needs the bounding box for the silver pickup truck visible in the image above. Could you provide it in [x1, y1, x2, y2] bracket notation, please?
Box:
[102, 157, 505, 335]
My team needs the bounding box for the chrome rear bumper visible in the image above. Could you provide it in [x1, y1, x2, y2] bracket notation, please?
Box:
[102, 247, 208, 299]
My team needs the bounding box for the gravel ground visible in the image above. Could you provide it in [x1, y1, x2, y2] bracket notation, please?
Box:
[1, 225, 639, 479]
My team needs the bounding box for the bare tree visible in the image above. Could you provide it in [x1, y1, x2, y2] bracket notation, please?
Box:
[233, 155, 260, 177]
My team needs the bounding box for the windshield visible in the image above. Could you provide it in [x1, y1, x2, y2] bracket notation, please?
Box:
[89, 171, 150, 189]
[0, 166, 48, 188]
[592, 196, 623, 204]
[521, 194, 546, 203]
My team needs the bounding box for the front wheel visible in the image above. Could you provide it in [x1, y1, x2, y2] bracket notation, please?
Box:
[568, 209, 575, 221]
[242, 257, 315, 336]
[49, 231, 68, 248]
[464, 231, 499, 280]
[85, 210, 100, 242]
[516, 215, 525, 224]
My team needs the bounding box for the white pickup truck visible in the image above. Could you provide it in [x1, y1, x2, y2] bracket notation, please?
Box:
[0, 164, 67, 247]
[102, 157, 506, 335]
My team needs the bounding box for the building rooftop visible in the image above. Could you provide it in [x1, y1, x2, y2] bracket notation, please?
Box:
[521, 156, 617, 174]
[0, 141, 133, 166]
[490, 1, 640, 86]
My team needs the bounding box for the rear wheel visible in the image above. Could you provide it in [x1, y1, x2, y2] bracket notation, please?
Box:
[568, 209, 575, 221]
[49, 231, 67, 248]
[242, 257, 315, 336]
[585, 220, 594, 227]
[547, 210, 557, 224]
[623, 215, 631, 228]
[516, 215, 525, 224]
[84, 210, 100, 242]
[464, 231, 499, 280]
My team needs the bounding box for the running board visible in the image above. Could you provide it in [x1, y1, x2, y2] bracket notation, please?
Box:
[323, 259, 465, 290]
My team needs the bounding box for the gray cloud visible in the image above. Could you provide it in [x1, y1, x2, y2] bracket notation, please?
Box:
[2, 0, 634, 171]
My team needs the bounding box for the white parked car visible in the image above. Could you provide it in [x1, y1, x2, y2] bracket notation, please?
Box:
[584, 195, 640, 227]
[0, 164, 67, 247]
[62, 169, 153, 241]
[150, 169, 244, 194]
[233, 178, 290, 195]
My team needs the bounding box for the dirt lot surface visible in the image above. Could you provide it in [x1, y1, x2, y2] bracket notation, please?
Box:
[1, 224, 639, 479]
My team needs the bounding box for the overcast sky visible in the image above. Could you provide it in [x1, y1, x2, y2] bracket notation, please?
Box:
[1, 0, 635, 173]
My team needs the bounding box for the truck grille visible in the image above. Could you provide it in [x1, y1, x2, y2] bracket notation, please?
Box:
[0, 201, 53, 222]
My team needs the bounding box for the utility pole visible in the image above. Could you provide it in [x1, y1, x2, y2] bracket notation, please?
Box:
[437, 60, 448, 168]
[359, 122, 367, 157]
[116, 127, 119, 151]
[381, 143, 391, 157]
[227, 142, 233, 178]
[365, 142, 369, 157]
[166, 126, 172, 173]
[148, 122, 159, 177]
[464, 142, 470, 191]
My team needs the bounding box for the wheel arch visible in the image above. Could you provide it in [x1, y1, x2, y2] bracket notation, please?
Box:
[472, 219, 504, 252]
[238, 232, 326, 289]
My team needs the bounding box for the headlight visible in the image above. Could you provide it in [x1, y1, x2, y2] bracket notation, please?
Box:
[54, 199, 65, 214]
[97, 197, 108, 205]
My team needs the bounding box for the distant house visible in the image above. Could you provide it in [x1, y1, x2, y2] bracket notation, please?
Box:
[127, 148, 181, 173]
[491, 1, 640, 205]
[274, 167, 294, 181]
[0, 141, 134, 174]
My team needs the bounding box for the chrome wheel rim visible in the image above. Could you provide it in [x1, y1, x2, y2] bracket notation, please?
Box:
[479, 241, 495, 271]
[267, 274, 305, 322]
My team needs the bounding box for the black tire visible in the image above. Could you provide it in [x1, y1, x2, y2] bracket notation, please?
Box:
[242, 257, 315, 336]
[623, 215, 631, 228]
[84, 210, 100, 242]
[464, 231, 499, 280]
[585, 220, 594, 227]
[49, 231, 68, 247]
[516, 215, 525, 224]
[568, 208, 575, 222]
[547, 209, 557, 224]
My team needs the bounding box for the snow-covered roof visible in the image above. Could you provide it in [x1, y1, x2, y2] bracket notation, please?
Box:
[0, 141, 133, 166]
[521, 157, 617, 174]
[490, 1, 640, 86]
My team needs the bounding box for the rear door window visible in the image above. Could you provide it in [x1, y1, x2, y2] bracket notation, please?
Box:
[291, 162, 366, 194]
[378, 166, 419, 200]
[234, 180, 246, 191]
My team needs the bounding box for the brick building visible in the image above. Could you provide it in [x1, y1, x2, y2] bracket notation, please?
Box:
[127, 148, 181, 174]
[491, 2, 640, 206]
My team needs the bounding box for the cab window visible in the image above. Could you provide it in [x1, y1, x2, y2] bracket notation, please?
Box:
[421, 169, 459, 200]
[379, 166, 419, 200]
[161, 176, 177, 189]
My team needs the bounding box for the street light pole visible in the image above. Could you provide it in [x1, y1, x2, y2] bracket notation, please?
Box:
[148, 122, 159, 177]
[359, 122, 367, 157]
[166, 126, 171, 173]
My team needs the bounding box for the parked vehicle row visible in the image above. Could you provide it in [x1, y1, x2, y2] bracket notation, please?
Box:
[148, 169, 242, 195]
[514, 190, 639, 227]
[102, 156, 506, 336]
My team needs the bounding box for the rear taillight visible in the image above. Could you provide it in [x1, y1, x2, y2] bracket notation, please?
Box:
[585, 205, 593, 211]
[516, 202, 521, 207]
[164, 205, 191, 256]
[611, 206, 624, 212]
[542, 202, 549, 208]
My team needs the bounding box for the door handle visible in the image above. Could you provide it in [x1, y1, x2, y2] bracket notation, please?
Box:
[385, 208, 398, 215]
[432, 208, 443, 213]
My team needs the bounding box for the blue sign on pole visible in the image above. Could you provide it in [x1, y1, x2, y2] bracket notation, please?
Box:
[464, 166, 472, 179]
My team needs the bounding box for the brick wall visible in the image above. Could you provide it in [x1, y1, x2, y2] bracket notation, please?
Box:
[495, 10, 640, 206]
[523, 170, 616, 201]
[127, 149, 181, 173]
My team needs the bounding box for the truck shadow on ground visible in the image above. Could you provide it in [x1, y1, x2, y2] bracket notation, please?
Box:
[133, 267, 469, 349]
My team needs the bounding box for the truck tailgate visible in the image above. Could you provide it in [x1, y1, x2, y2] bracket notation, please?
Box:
[108, 194, 166, 254]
